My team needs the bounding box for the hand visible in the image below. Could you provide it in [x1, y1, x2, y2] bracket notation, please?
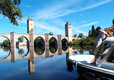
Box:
[102, 39, 105, 41]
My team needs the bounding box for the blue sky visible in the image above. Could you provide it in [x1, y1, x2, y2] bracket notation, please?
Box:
[0, 0, 114, 37]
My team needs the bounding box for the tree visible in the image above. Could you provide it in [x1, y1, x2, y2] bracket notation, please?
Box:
[92, 25, 95, 33]
[49, 32, 53, 35]
[34, 37, 44, 46]
[78, 33, 83, 38]
[0, 0, 22, 26]
[73, 34, 77, 37]
[0, 40, 10, 47]
[18, 37, 24, 42]
[89, 25, 99, 38]
[18, 49, 24, 54]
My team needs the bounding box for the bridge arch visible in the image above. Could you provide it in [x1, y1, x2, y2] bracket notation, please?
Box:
[15, 35, 29, 57]
[62, 38, 68, 51]
[0, 34, 11, 43]
[72, 39, 76, 41]
[0, 36, 10, 59]
[49, 37, 58, 53]
[34, 36, 45, 55]
[15, 34, 29, 44]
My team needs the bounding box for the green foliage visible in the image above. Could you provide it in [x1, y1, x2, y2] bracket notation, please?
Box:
[0, 0, 22, 26]
[34, 37, 44, 46]
[34, 45, 45, 55]
[71, 44, 92, 51]
[62, 39, 68, 51]
[73, 34, 77, 38]
[2, 46, 10, 51]
[13, 0, 21, 6]
[49, 32, 53, 35]
[68, 37, 96, 48]
[49, 46, 57, 53]
[18, 37, 24, 42]
[18, 49, 24, 54]
[78, 33, 83, 38]
[89, 25, 99, 38]
[0, 40, 10, 47]
[69, 25, 100, 50]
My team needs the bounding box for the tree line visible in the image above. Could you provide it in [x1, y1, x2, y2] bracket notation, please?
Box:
[68, 25, 99, 48]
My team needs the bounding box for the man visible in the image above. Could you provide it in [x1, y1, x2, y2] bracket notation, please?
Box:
[105, 19, 114, 36]
[90, 27, 109, 64]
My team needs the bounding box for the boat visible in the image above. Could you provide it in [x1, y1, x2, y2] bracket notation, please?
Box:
[68, 37, 114, 79]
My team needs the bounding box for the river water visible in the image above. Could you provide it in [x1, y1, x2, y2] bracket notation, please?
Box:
[0, 45, 113, 80]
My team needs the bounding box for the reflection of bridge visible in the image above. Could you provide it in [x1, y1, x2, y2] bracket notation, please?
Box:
[0, 17, 75, 75]
[0, 46, 73, 76]
[0, 46, 69, 62]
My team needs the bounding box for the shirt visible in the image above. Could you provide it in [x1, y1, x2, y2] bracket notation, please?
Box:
[96, 30, 108, 42]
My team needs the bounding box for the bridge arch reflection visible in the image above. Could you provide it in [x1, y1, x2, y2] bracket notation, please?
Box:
[0, 36, 10, 59]
[49, 37, 58, 53]
[16, 36, 29, 57]
[34, 37, 45, 55]
[62, 38, 68, 51]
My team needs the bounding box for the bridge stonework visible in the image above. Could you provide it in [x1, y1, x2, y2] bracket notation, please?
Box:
[0, 17, 77, 62]
[0, 17, 75, 47]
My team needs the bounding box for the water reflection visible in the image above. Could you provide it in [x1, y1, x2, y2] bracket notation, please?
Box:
[0, 46, 10, 59]
[49, 37, 58, 53]
[28, 58, 35, 76]
[16, 46, 28, 57]
[49, 46, 57, 53]
[34, 37, 45, 55]
[62, 38, 68, 51]
[34, 45, 45, 55]
[0, 44, 113, 80]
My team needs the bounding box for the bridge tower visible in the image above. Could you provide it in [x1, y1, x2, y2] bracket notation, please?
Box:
[27, 17, 34, 59]
[27, 17, 34, 46]
[65, 21, 72, 42]
[27, 17, 34, 34]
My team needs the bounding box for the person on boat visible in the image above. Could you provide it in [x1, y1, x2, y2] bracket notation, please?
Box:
[104, 19, 114, 36]
[90, 27, 109, 64]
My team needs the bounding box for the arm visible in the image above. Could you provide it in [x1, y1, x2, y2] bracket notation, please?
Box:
[103, 33, 109, 41]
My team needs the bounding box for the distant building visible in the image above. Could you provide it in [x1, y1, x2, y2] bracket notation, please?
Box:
[18, 42, 27, 46]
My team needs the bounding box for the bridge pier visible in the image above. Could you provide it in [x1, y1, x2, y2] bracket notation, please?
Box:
[45, 34, 49, 46]
[57, 35, 62, 55]
[28, 57, 35, 76]
[45, 46, 49, 57]
[27, 17, 35, 59]
[10, 32, 16, 62]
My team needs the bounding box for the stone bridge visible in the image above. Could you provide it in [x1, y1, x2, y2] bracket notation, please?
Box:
[0, 17, 77, 47]
[0, 17, 77, 61]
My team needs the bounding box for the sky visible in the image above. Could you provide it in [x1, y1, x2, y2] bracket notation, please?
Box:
[0, 0, 114, 38]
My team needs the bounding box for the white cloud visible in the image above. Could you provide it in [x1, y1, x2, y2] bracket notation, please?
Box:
[34, 21, 65, 35]
[73, 0, 112, 13]
[21, 4, 31, 8]
[18, 0, 111, 35]
[34, 0, 82, 20]
[34, 0, 112, 20]
[18, 17, 27, 24]
[77, 21, 99, 28]
[74, 28, 88, 35]
[72, 21, 99, 35]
